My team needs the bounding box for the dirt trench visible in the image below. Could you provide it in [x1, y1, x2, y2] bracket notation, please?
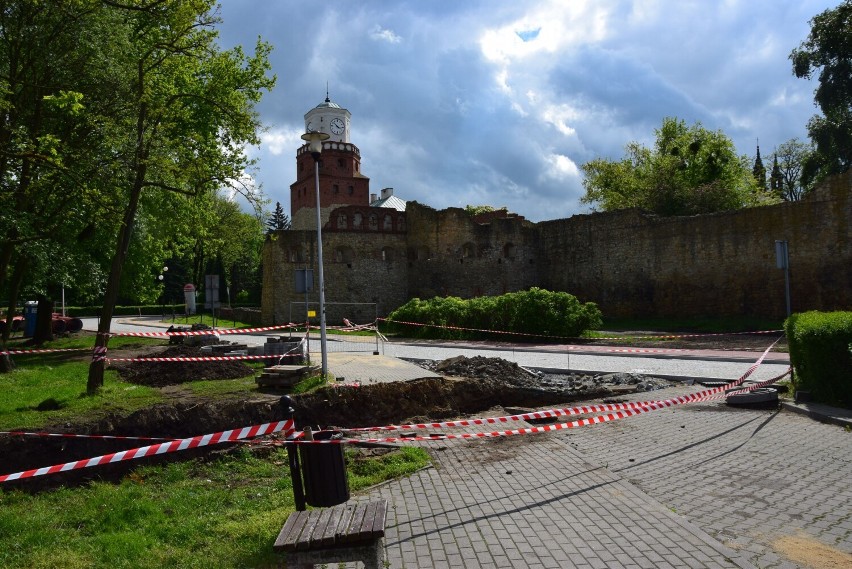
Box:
[1, 348, 669, 492]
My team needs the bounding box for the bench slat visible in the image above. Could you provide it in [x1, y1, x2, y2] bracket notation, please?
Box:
[371, 500, 387, 536]
[274, 511, 309, 552]
[294, 509, 326, 552]
[307, 507, 334, 549]
[338, 503, 368, 545]
[318, 506, 346, 547]
[274, 499, 389, 554]
[359, 501, 380, 539]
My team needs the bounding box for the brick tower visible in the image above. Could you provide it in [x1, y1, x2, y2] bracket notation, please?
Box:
[290, 95, 371, 230]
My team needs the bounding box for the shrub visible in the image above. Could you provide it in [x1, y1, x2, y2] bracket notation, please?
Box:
[386, 288, 602, 341]
[785, 311, 852, 407]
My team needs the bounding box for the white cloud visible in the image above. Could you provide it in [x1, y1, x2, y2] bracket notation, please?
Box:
[541, 153, 580, 181]
[215, 0, 827, 221]
[369, 25, 401, 43]
[259, 127, 304, 156]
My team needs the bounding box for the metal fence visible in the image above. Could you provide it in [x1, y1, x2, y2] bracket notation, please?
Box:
[287, 302, 381, 354]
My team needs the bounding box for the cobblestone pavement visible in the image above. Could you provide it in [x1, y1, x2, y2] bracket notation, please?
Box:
[363, 413, 756, 568]
[566, 385, 852, 569]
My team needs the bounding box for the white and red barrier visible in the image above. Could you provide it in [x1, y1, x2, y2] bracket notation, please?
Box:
[1, 339, 785, 483]
[109, 322, 303, 338]
[0, 347, 90, 356]
[0, 419, 294, 484]
[378, 317, 782, 343]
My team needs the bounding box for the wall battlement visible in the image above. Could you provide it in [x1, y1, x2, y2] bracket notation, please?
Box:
[263, 172, 851, 325]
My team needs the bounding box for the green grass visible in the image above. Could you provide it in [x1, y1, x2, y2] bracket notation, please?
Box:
[0, 362, 163, 431]
[0, 445, 430, 569]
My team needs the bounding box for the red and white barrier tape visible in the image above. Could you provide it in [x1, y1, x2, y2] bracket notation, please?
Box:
[0, 419, 294, 484]
[1, 431, 176, 442]
[377, 317, 782, 342]
[110, 322, 303, 338]
[106, 354, 294, 363]
[0, 347, 89, 356]
[347, 340, 781, 432]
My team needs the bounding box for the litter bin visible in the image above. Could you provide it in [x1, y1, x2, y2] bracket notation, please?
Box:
[299, 430, 349, 507]
[23, 301, 38, 338]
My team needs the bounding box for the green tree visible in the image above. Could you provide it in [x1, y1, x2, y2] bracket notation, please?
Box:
[581, 117, 772, 216]
[0, 2, 119, 350]
[86, 1, 275, 392]
[790, 0, 852, 185]
[773, 138, 815, 201]
[266, 201, 291, 232]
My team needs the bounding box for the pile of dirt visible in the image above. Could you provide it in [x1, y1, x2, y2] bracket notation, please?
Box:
[110, 345, 255, 387]
[431, 355, 540, 387]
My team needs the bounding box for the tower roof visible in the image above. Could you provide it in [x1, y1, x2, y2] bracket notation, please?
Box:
[315, 95, 341, 109]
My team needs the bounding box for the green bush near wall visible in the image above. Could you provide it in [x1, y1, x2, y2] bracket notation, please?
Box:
[785, 311, 852, 407]
[385, 287, 603, 341]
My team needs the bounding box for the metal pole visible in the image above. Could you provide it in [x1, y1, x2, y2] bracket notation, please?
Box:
[784, 262, 792, 317]
[313, 156, 328, 378]
[280, 396, 305, 511]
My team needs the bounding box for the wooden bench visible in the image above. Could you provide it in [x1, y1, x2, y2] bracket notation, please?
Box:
[273, 499, 387, 569]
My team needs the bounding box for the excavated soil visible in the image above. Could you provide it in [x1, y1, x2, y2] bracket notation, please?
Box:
[2, 346, 679, 491]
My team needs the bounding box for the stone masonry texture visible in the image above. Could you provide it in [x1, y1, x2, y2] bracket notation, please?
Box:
[262, 172, 852, 324]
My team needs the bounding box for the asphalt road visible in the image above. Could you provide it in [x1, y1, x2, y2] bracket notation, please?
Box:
[81, 317, 790, 383]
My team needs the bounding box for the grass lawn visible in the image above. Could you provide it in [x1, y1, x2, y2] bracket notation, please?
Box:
[0, 446, 429, 569]
[0, 339, 430, 568]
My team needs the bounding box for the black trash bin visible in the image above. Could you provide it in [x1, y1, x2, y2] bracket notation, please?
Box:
[299, 430, 349, 507]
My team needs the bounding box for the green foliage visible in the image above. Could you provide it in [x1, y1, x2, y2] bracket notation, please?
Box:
[386, 288, 602, 340]
[772, 138, 816, 201]
[785, 311, 852, 407]
[790, 0, 852, 185]
[464, 204, 503, 216]
[0, 446, 429, 568]
[581, 117, 776, 216]
[266, 201, 291, 232]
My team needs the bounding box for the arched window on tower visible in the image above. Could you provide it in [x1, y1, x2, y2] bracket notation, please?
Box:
[383, 214, 393, 231]
[368, 213, 378, 230]
[337, 213, 347, 229]
[353, 212, 363, 229]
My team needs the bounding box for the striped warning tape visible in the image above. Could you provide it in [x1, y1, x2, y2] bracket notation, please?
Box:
[105, 353, 295, 363]
[347, 340, 781, 432]
[0, 347, 89, 356]
[110, 322, 303, 338]
[0, 419, 295, 483]
[0, 340, 782, 481]
[377, 317, 782, 342]
[0, 431, 176, 442]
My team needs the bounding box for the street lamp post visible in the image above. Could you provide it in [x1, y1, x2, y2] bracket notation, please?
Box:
[158, 266, 168, 317]
[301, 130, 330, 378]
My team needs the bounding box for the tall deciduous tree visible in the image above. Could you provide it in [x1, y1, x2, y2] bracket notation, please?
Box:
[0, 2, 117, 351]
[86, 1, 274, 392]
[773, 138, 815, 201]
[790, 0, 852, 185]
[581, 118, 771, 216]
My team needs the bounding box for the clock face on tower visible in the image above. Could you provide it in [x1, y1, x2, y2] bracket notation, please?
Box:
[330, 117, 345, 135]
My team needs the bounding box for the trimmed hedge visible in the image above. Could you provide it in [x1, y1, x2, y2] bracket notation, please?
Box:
[385, 288, 602, 341]
[785, 311, 852, 407]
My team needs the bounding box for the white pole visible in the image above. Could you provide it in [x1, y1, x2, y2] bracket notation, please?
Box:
[313, 158, 328, 378]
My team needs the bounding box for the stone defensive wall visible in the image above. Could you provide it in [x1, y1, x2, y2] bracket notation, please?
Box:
[262, 172, 851, 325]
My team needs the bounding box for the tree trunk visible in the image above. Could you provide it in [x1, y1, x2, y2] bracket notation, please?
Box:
[33, 294, 54, 345]
[86, 179, 144, 393]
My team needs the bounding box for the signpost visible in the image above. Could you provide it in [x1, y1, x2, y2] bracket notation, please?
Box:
[775, 240, 791, 317]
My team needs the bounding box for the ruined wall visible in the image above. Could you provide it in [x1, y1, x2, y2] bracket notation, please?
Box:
[262, 229, 408, 326]
[264, 173, 852, 323]
[404, 202, 541, 300]
[538, 173, 852, 319]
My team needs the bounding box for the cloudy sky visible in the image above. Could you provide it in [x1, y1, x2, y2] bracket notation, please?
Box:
[214, 0, 834, 223]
